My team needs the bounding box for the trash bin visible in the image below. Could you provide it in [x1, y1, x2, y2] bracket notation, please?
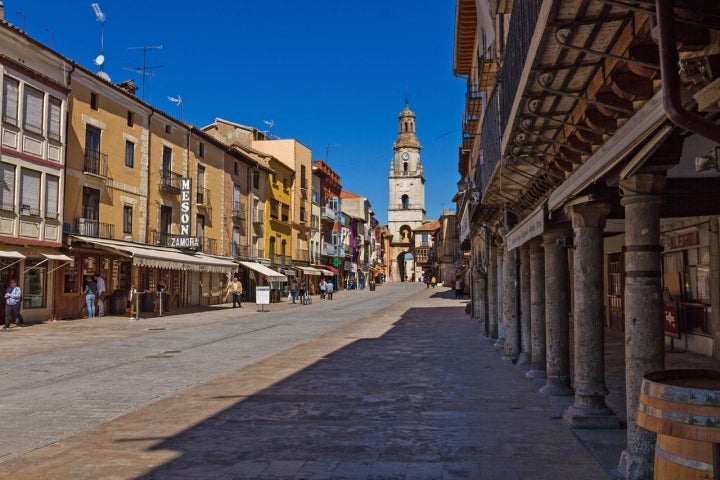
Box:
[369, 281, 376, 291]
[141, 291, 155, 312]
[109, 290, 128, 315]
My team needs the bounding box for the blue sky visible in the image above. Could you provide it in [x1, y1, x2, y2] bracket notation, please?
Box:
[13, 1, 465, 225]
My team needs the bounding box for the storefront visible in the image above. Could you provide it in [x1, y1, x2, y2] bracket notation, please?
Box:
[661, 221, 716, 356]
[238, 261, 287, 303]
[56, 236, 237, 318]
[0, 246, 72, 323]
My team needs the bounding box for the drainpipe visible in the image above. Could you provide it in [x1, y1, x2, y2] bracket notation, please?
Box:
[656, 0, 720, 143]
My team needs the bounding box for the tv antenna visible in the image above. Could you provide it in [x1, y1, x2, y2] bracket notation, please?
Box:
[126, 45, 163, 99]
[91, 3, 105, 71]
[168, 95, 183, 121]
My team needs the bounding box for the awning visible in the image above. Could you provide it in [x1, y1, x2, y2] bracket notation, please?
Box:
[316, 268, 334, 276]
[71, 236, 235, 273]
[0, 249, 25, 259]
[324, 265, 339, 274]
[238, 261, 287, 282]
[32, 246, 73, 262]
[295, 266, 322, 276]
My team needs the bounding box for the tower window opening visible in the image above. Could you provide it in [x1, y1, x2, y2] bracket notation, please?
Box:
[401, 194, 409, 209]
[403, 162, 408, 172]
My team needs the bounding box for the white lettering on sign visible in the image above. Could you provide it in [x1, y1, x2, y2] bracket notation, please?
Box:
[171, 177, 196, 247]
[168, 236, 200, 248]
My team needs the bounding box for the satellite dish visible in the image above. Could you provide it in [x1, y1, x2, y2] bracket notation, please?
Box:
[94, 54, 105, 66]
[97, 71, 111, 82]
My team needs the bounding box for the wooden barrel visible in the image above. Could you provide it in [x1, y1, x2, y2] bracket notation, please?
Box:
[638, 369, 720, 480]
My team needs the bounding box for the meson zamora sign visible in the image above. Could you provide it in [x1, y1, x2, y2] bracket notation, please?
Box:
[166, 177, 200, 249]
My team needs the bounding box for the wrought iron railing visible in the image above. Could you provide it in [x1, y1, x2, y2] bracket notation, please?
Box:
[76, 217, 114, 239]
[160, 169, 183, 192]
[84, 149, 109, 177]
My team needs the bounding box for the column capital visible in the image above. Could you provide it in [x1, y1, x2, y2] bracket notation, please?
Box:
[619, 173, 665, 197]
[565, 202, 612, 229]
[541, 222, 571, 249]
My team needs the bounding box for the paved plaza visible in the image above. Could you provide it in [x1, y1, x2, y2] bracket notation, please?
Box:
[0, 282, 658, 479]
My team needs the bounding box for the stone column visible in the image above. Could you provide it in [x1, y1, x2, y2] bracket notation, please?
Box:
[487, 241, 499, 339]
[563, 202, 620, 429]
[502, 240, 519, 361]
[527, 237, 546, 379]
[540, 223, 573, 396]
[618, 174, 665, 480]
[494, 238, 506, 349]
[518, 244, 531, 367]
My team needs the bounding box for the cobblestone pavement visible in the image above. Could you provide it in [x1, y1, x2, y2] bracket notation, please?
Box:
[1, 282, 712, 479]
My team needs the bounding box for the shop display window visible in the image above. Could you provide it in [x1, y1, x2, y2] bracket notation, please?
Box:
[22, 259, 46, 308]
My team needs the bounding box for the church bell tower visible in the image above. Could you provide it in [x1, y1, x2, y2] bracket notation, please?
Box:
[387, 102, 426, 281]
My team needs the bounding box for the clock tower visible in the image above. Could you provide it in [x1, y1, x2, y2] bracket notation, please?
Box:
[388, 102, 426, 281]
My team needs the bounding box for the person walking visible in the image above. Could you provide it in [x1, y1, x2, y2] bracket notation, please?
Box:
[431, 275, 437, 288]
[94, 274, 106, 316]
[455, 278, 464, 299]
[291, 280, 299, 304]
[3, 279, 24, 329]
[231, 273, 243, 308]
[84, 275, 97, 318]
[326, 280, 334, 300]
[319, 278, 327, 300]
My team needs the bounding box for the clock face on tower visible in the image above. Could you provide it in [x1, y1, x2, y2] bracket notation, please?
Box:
[401, 152, 409, 160]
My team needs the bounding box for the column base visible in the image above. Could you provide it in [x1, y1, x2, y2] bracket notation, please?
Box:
[540, 377, 574, 396]
[526, 369, 547, 380]
[516, 352, 531, 368]
[494, 337, 505, 350]
[501, 354, 519, 363]
[562, 405, 621, 429]
[618, 449, 654, 480]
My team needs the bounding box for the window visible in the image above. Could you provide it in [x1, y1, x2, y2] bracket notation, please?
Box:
[84, 126, 101, 174]
[90, 92, 98, 110]
[328, 197, 338, 212]
[196, 214, 205, 236]
[23, 86, 44, 135]
[269, 237, 276, 264]
[281, 204, 289, 222]
[45, 174, 59, 219]
[198, 142, 205, 158]
[125, 140, 135, 168]
[2, 76, 19, 125]
[270, 199, 279, 219]
[402, 194, 409, 209]
[20, 168, 41, 216]
[234, 161, 239, 176]
[232, 227, 241, 256]
[47, 97, 61, 141]
[252, 170, 259, 189]
[0, 162, 15, 212]
[421, 233, 428, 244]
[300, 165, 307, 189]
[23, 259, 47, 308]
[165, 124, 171, 134]
[122, 206, 133, 233]
[196, 165, 205, 204]
[403, 162, 408, 172]
[233, 184, 242, 214]
[160, 206, 172, 235]
[281, 239, 287, 265]
[162, 146, 172, 172]
[127, 111, 133, 127]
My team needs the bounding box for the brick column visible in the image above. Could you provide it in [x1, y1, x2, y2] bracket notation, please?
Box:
[618, 174, 665, 480]
[526, 237, 546, 380]
[540, 224, 573, 396]
[502, 239, 519, 361]
[518, 244, 531, 367]
[563, 202, 620, 429]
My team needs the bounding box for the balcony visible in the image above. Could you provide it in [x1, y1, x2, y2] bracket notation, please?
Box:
[250, 247, 264, 259]
[253, 206, 265, 224]
[295, 249, 310, 262]
[321, 207, 337, 221]
[232, 242, 249, 258]
[322, 242, 339, 256]
[83, 149, 109, 178]
[159, 169, 183, 193]
[149, 230, 171, 246]
[76, 217, 114, 239]
[388, 203, 426, 211]
[232, 201, 246, 220]
[198, 236, 218, 255]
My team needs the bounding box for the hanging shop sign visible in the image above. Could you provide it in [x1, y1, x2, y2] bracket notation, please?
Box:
[166, 177, 200, 249]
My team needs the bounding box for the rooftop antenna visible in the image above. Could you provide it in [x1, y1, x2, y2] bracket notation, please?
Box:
[167, 95, 183, 121]
[262, 119, 274, 138]
[127, 45, 163, 100]
[90, 3, 108, 79]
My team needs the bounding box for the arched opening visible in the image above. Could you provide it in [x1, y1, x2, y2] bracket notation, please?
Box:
[401, 194, 409, 209]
